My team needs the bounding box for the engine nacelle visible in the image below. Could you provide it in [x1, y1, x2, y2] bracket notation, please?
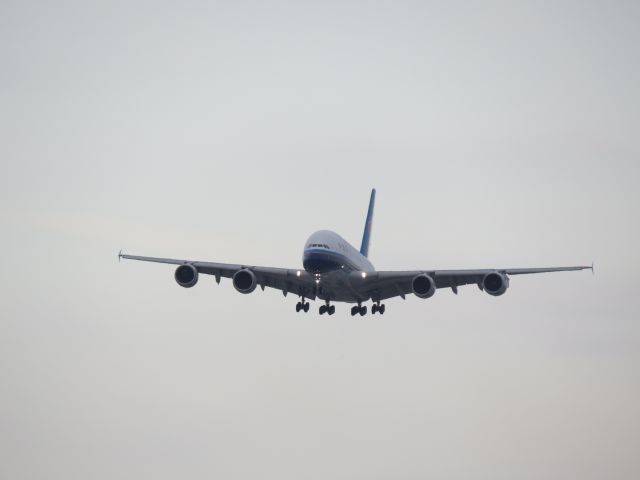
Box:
[175, 264, 198, 288]
[482, 272, 509, 296]
[412, 274, 436, 299]
[233, 269, 257, 294]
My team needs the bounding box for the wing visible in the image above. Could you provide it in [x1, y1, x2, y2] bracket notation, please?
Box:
[357, 265, 593, 301]
[119, 252, 319, 299]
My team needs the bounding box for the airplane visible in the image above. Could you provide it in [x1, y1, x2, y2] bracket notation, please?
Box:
[119, 189, 592, 315]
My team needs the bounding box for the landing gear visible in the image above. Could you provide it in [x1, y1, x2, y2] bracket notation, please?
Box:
[319, 302, 335, 315]
[296, 299, 310, 313]
[350, 304, 367, 316]
[371, 303, 386, 315]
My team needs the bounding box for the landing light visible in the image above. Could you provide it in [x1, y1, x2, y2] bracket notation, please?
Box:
[361, 272, 367, 279]
[296, 270, 301, 277]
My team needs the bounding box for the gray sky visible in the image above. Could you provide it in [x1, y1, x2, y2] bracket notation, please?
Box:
[1, 1, 639, 479]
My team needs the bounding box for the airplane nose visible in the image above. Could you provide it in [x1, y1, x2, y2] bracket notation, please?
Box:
[303, 250, 341, 273]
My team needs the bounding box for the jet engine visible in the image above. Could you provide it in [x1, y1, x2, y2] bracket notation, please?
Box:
[412, 274, 436, 299]
[482, 272, 509, 296]
[233, 269, 258, 294]
[175, 264, 199, 288]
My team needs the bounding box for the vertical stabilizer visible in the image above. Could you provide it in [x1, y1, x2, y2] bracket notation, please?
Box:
[360, 189, 376, 258]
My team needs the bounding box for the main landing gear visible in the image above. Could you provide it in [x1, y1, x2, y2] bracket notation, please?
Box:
[319, 301, 335, 315]
[371, 302, 386, 315]
[295, 299, 310, 313]
[351, 304, 367, 316]
[350, 302, 386, 316]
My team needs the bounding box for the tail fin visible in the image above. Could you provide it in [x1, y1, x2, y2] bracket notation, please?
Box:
[360, 188, 376, 257]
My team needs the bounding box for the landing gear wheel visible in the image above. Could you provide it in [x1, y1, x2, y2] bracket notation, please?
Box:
[359, 306, 367, 316]
[351, 305, 359, 316]
[372, 303, 385, 315]
[319, 305, 327, 315]
[296, 303, 302, 312]
[304, 302, 309, 312]
[328, 305, 335, 315]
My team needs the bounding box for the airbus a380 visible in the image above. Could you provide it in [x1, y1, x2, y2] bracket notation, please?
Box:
[119, 189, 592, 316]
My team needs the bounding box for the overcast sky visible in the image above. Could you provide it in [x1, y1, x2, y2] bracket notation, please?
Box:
[1, 1, 639, 479]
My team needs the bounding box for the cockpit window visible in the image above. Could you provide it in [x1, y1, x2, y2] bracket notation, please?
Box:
[307, 243, 330, 249]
